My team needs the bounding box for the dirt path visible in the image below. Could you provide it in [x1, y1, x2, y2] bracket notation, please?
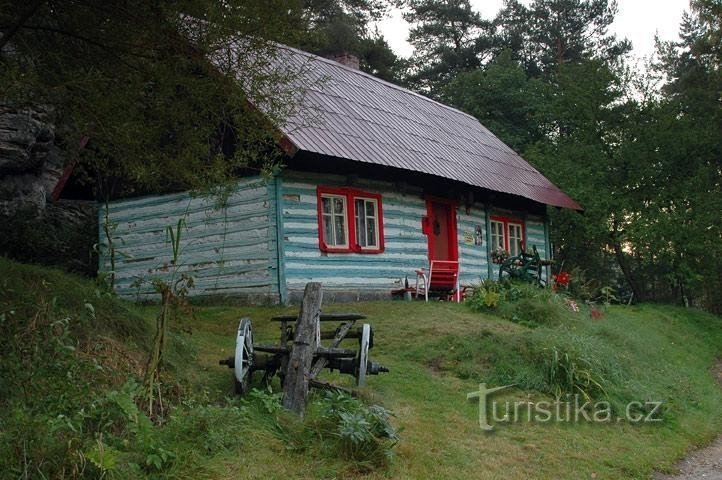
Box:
[654, 360, 722, 480]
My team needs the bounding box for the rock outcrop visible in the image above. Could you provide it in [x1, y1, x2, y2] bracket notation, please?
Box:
[0, 104, 65, 216]
[0, 104, 97, 275]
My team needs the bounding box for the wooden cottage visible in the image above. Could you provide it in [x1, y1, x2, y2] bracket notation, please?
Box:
[99, 46, 581, 303]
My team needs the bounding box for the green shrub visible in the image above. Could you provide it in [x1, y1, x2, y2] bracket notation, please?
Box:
[541, 345, 608, 400]
[0, 258, 239, 479]
[416, 327, 617, 405]
[467, 279, 575, 327]
[466, 279, 502, 311]
[270, 390, 398, 472]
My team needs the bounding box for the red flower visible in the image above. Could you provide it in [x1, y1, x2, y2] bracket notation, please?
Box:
[555, 271, 571, 287]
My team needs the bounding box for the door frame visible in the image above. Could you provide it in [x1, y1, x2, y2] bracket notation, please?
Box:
[423, 197, 459, 263]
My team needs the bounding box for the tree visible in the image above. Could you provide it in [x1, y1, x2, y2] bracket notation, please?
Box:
[401, 0, 494, 96]
[495, 0, 630, 77]
[0, 0, 305, 198]
[444, 50, 546, 152]
[1, 0, 311, 415]
[438, 0, 642, 300]
[293, 0, 404, 82]
[647, 0, 722, 310]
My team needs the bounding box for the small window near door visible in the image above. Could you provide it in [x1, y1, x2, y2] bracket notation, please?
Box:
[490, 215, 525, 256]
[490, 220, 505, 250]
[317, 187, 384, 253]
[508, 223, 523, 256]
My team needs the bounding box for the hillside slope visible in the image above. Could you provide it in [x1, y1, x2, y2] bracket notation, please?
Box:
[1, 257, 721, 479]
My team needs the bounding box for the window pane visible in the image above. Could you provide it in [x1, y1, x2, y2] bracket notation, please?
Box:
[355, 199, 367, 247]
[491, 221, 505, 250]
[366, 218, 376, 246]
[334, 215, 346, 245]
[322, 197, 331, 214]
[333, 197, 344, 214]
[509, 224, 522, 255]
[366, 201, 375, 217]
[323, 213, 334, 245]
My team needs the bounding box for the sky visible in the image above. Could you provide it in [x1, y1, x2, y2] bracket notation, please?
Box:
[377, 0, 691, 61]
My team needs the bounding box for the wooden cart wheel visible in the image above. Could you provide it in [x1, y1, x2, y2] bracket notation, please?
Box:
[234, 318, 254, 395]
[498, 263, 513, 282]
[356, 324, 371, 387]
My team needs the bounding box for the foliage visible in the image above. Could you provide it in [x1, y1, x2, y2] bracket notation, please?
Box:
[271, 389, 398, 472]
[489, 246, 510, 264]
[400, 0, 494, 96]
[445, 50, 546, 152]
[0, 0, 305, 199]
[466, 279, 501, 310]
[294, 0, 404, 82]
[3, 259, 722, 478]
[0, 262, 282, 476]
[142, 219, 196, 418]
[493, 0, 630, 77]
[404, 0, 722, 312]
[543, 345, 607, 400]
[468, 279, 575, 327]
[0, 204, 97, 276]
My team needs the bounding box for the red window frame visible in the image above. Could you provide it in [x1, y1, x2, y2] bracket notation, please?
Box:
[490, 215, 525, 255]
[317, 186, 385, 254]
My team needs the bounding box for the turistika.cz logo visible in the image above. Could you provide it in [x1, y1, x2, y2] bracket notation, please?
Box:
[467, 383, 663, 431]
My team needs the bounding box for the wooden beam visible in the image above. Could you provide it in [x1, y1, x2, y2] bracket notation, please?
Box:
[282, 282, 323, 416]
[271, 313, 366, 322]
[274, 175, 288, 305]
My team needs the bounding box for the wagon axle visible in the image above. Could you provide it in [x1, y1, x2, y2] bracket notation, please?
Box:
[218, 310, 388, 395]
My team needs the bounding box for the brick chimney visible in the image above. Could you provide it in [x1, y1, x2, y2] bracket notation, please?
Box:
[327, 52, 360, 70]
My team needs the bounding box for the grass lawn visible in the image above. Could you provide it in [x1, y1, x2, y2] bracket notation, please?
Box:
[134, 300, 722, 479]
[2, 258, 721, 479]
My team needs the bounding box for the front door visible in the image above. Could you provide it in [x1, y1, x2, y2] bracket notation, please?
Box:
[426, 200, 458, 262]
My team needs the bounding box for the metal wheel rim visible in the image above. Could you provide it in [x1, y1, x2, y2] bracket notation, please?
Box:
[234, 318, 254, 393]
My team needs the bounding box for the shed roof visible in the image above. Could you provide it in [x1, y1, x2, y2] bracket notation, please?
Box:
[266, 45, 581, 210]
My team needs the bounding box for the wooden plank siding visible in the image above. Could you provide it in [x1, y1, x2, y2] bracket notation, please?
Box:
[280, 171, 429, 300]
[98, 170, 550, 302]
[98, 177, 281, 302]
[525, 215, 551, 282]
[457, 204, 490, 286]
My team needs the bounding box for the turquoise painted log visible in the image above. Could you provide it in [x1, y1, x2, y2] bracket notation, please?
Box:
[97, 177, 280, 301]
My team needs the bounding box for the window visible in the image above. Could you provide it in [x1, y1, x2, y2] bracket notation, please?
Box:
[490, 220, 505, 250]
[508, 223, 523, 256]
[321, 194, 348, 248]
[354, 197, 379, 249]
[490, 215, 525, 255]
[317, 187, 384, 253]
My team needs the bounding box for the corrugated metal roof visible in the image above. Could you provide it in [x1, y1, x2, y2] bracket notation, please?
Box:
[265, 45, 582, 210]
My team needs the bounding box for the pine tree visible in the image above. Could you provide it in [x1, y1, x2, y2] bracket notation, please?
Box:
[401, 0, 494, 96]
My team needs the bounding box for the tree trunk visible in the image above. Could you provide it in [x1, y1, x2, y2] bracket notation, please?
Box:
[612, 240, 642, 302]
[282, 282, 323, 416]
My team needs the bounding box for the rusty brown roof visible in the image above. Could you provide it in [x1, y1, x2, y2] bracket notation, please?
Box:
[268, 45, 581, 210]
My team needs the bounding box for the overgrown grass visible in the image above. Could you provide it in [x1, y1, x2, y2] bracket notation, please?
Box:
[0, 258, 396, 479]
[2, 257, 722, 479]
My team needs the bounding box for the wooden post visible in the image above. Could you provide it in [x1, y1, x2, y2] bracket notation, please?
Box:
[282, 282, 323, 416]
